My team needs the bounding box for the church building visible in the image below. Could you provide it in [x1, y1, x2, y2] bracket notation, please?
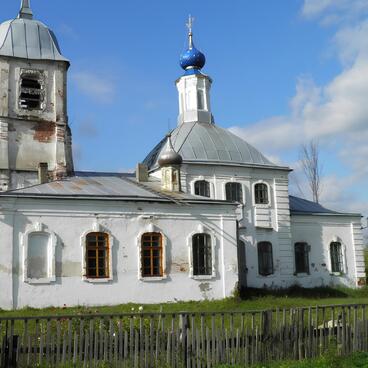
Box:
[0, 2, 365, 310]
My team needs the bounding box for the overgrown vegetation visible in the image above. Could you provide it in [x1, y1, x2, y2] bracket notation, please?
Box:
[2, 286, 368, 317]
[365, 248, 368, 282]
[18, 352, 368, 367]
[217, 351, 368, 367]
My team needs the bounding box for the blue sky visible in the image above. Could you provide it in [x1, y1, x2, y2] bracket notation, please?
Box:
[2, 1, 368, 220]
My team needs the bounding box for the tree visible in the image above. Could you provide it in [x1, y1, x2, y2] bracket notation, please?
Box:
[300, 140, 323, 203]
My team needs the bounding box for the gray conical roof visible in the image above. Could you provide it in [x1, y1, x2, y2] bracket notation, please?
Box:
[0, 4, 68, 62]
[144, 122, 288, 170]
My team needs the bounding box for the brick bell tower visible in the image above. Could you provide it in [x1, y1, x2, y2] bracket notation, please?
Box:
[0, 0, 74, 191]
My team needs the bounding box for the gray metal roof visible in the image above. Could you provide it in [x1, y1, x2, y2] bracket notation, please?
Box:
[289, 195, 361, 217]
[0, 172, 234, 206]
[144, 122, 289, 170]
[6, 172, 158, 198]
[0, 17, 68, 62]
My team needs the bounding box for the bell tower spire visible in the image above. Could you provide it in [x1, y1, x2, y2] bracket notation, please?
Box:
[176, 16, 214, 126]
[19, 0, 33, 20]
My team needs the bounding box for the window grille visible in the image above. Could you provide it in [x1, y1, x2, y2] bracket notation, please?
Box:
[225, 182, 243, 203]
[330, 242, 343, 273]
[194, 180, 210, 198]
[258, 241, 273, 276]
[86, 232, 109, 278]
[192, 233, 212, 276]
[141, 233, 163, 277]
[254, 183, 269, 204]
[294, 242, 310, 274]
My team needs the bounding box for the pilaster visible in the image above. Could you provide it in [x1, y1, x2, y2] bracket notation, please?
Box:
[0, 119, 9, 191]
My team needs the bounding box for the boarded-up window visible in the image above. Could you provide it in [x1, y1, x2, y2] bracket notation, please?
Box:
[258, 241, 273, 276]
[255, 183, 269, 204]
[194, 180, 210, 198]
[141, 233, 163, 277]
[225, 182, 243, 203]
[86, 233, 109, 278]
[28, 232, 49, 279]
[20, 74, 43, 110]
[330, 242, 343, 273]
[294, 242, 310, 274]
[192, 234, 212, 276]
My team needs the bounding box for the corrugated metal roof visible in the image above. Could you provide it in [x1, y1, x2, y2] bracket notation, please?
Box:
[289, 195, 360, 216]
[144, 122, 289, 170]
[6, 172, 158, 198]
[0, 18, 68, 62]
[0, 172, 233, 206]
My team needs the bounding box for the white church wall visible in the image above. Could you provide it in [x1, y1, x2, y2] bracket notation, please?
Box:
[176, 163, 295, 288]
[290, 214, 364, 288]
[0, 198, 238, 310]
[0, 211, 14, 310]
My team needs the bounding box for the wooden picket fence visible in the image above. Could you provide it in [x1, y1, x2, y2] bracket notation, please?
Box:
[1, 303, 368, 367]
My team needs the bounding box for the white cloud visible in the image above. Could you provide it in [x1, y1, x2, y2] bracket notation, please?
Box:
[302, 0, 368, 24]
[230, 1, 368, 215]
[302, 0, 338, 18]
[71, 71, 116, 103]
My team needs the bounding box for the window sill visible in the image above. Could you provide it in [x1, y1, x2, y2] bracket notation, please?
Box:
[295, 273, 310, 278]
[24, 276, 56, 284]
[191, 275, 215, 280]
[254, 204, 271, 209]
[255, 225, 273, 229]
[83, 277, 112, 283]
[330, 272, 343, 276]
[257, 274, 275, 278]
[140, 275, 167, 282]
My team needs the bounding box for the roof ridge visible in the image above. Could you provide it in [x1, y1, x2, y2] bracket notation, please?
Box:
[124, 177, 187, 206]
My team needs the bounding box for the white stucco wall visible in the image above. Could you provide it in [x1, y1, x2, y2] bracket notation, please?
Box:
[170, 163, 295, 288]
[290, 214, 365, 287]
[0, 197, 238, 310]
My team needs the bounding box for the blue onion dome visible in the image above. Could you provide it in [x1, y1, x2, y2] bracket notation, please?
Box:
[180, 17, 206, 74]
[180, 42, 206, 71]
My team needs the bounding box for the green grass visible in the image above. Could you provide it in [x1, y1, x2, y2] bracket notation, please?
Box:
[20, 352, 368, 368]
[365, 248, 368, 279]
[2, 286, 368, 317]
[217, 352, 368, 367]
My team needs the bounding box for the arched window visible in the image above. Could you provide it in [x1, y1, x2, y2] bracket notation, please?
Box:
[225, 182, 243, 203]
[19, 71, 44, 110]
[294, 242, 310, 274]
[257, 241, 273, 276]
[141, 233, 163, 277]
[86, 232, 109, 278]
[28, 232, 50, 279]
[192, 234, 212, 276]
[197, 90, 205, 110]
[254, 183, 269, 204]
[194, 180, 210, 198]
[330, 242, 343, 273]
